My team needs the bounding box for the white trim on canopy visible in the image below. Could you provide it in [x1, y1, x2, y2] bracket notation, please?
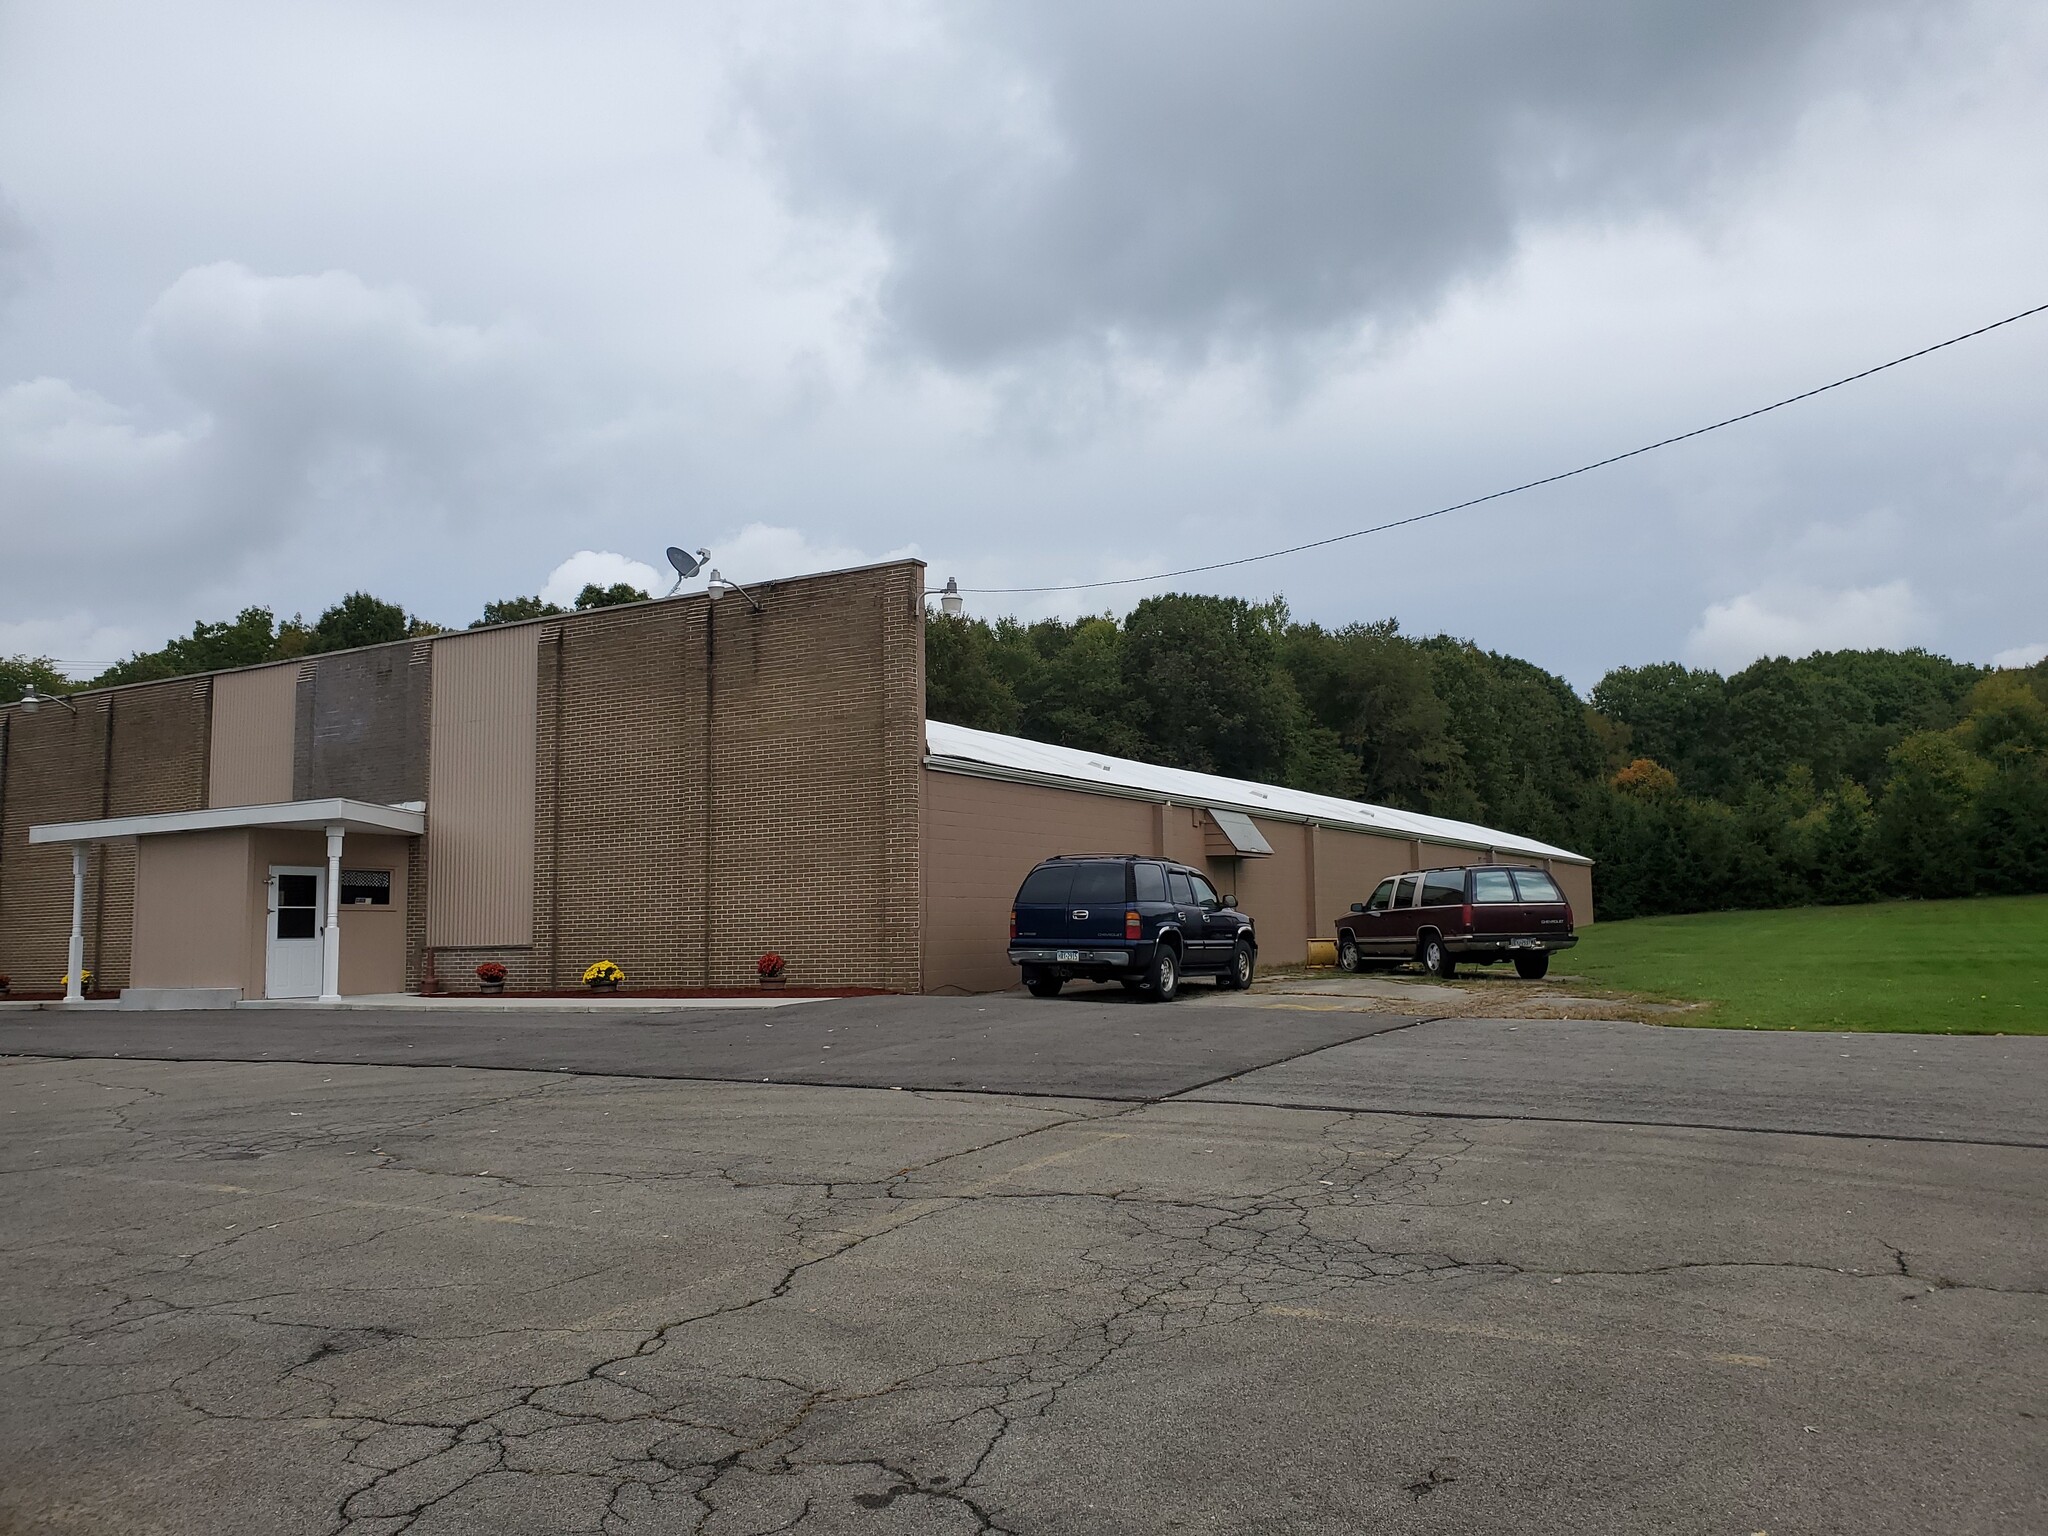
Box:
[28, 798, 424, 845]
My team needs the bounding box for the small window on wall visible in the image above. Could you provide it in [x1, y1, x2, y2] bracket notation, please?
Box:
[340, 869, 392, 907]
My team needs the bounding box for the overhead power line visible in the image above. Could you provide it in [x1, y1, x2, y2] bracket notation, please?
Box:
[957, 299, 2048, 596]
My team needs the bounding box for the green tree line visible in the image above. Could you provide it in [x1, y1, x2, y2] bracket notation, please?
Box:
[0, 583, 653, 697]
[928, 595, 2048, 919]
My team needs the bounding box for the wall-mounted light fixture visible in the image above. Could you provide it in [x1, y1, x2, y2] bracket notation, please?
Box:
[927, 577, 965, 618]
[16, 683, 77, 716]
[705, 569, 763, 612]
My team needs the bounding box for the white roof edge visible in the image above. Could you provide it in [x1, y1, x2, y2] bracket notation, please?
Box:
[923, 720, 1589, 865]
[29, 798, 427, 844]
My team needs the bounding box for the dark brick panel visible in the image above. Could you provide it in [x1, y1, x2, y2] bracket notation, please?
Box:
[293, 644, 432, 806]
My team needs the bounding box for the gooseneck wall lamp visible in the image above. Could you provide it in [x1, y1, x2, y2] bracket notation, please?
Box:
[16, 683, 77, 716]
[929, 577, 964, 618]
[705, 569, 763, 612]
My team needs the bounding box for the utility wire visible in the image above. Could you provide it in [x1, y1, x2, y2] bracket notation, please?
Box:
[957, 300, 2048, 596]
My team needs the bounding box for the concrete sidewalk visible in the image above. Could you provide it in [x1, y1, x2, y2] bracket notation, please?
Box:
[0, 991, 822, 1013]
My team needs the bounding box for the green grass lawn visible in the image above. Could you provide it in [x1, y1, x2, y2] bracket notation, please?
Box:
[1564, 895, 2048, 1034]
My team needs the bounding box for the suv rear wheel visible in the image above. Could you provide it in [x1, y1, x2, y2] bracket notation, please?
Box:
[1144, 944, 1180, 1002]
[1514, 952, 1550, 981]
[1419, 934, 1457, 979]
[1022, 965, 1064, 998]
[1218, 939, 1255, 991]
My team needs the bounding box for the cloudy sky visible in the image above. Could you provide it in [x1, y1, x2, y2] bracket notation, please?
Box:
[1, 0, 2043, 689]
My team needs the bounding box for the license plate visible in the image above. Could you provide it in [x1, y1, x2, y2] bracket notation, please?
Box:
[1055, 949, 1081, 963]
[1510, 938, 1541, 949]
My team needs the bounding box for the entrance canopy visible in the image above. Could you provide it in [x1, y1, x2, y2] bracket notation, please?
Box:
[28, 797, 425, 847]
[28, 798, 424, 1004]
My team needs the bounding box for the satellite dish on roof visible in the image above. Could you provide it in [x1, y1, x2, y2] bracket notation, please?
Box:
[666, 546, 710, 595]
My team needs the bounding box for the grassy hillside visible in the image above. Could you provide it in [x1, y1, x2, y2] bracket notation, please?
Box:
[1565, 895, 2047, 1034]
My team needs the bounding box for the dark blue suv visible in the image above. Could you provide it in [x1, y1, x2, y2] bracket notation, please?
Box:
[1007, 855, 1257, 1002]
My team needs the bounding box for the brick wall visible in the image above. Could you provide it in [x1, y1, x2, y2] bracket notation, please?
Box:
[0, 679, 210, 991]
[430, 561, 927, 992]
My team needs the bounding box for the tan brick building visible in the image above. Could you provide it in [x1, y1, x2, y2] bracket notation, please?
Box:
[0, 560, 1591, 1000]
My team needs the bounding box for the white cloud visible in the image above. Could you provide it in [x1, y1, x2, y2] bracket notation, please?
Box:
[1684, 580, 1929, 672]
[1993, 642, 2048, 669]
[536, 526, 926, 609]
[707, 522, 921, 583]
[541, 550, 668, 606]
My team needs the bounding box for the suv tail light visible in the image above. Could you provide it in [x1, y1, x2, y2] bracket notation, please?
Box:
[1010, 909, 1018, 941]
[1461, 901, 1473, 931]
[1125, 909, 1142, 940]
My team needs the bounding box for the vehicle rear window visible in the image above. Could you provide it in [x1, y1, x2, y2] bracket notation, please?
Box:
[1365, 878, 1396, 912]
[1419, 871, 1464, 906]
[1167, 869, 1195, 904]
[1015, 865, 1075, 904]
[1512, 870, 1564, 903]
[1133, 863, 1167, 902]
[1472, 869, 1518, 904]
[1394, 874, 1419, 907]
[1068, 863, 1128, 904]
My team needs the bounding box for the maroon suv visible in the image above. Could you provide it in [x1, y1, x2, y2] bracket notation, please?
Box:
[1333, 864, 1576, 979]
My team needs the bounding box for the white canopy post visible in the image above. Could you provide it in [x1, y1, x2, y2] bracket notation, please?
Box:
[320, 824, 344, 1001]
[65, 843, 86, 1002]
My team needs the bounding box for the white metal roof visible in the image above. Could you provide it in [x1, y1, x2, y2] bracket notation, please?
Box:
[29, 798, 427, 845]
[923, 720, 1589, 865]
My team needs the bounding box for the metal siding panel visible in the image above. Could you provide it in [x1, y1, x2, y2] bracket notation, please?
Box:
[131, 830, 254, 991]
[1224, 817, 1307, 963]
[208, 665, 298, 808]
[921, 769, 1155, 993]
[426, 627, 538, 947]
[1311, 825, 1421, 934]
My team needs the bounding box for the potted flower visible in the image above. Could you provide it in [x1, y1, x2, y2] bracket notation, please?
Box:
[582, 960, 624, 992]
[757, 953, 786, 989]
[0, 974, 10, 997]
[476, 961, 508, 994]
[62, 970, 92, 995]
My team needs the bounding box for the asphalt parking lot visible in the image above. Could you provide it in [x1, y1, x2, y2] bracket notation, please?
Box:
[3, 997, 2043, 1534]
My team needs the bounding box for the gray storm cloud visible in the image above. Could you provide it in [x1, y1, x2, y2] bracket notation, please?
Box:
[738, 0, 1921, 368]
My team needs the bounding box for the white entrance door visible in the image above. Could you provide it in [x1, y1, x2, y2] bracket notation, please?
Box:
[266, 866, 325, 999]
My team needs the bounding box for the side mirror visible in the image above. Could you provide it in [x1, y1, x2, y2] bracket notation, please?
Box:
[1222, 894, 1237, 909]
[1349, 902, 1366, 913]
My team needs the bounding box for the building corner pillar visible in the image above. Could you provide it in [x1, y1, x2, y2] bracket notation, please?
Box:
[320, 825, 344, 1001]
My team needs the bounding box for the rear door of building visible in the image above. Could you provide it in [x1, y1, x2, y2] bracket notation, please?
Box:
[266, 866, 324, 998]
